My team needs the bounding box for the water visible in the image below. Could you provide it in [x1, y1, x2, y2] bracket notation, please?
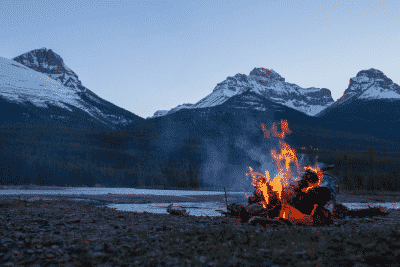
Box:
[0, 187, 246, 197]
[0, 187, 252, 217]
[2, 187, 399, 217]
[341, 202, 400, 210]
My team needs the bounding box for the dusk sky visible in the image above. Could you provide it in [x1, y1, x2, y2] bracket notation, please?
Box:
[1, 0, 399, 119]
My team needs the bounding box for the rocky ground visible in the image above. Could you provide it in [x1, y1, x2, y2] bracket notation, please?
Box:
[0, 187, 400, 266]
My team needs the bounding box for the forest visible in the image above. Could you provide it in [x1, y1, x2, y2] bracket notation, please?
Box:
[1, 123, 399, 193]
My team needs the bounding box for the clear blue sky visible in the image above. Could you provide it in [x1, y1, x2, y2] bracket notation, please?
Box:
[1, 0, 399, 119]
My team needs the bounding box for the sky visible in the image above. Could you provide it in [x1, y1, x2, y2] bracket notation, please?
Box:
[1, 0, 399, 119]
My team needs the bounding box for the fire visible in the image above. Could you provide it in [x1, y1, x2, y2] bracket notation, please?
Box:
[302, 166, 324, 193]
[246, 167, 270, 208]
[246, 119, 324, 225]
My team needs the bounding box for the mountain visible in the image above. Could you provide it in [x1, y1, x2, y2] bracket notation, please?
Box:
[315, 68, 400, 141]
[147, 67, 334, 119]
[146, 110, 169, 119]
[3, 47, 143, 130]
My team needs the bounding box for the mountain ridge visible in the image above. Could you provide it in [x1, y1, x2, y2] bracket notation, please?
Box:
[148, 67, 335, 119]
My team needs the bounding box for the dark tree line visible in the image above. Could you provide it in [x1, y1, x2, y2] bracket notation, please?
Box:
[0, 128, 206, 189]
[296, 145, 400, 193]
[1, 123, 400, 193]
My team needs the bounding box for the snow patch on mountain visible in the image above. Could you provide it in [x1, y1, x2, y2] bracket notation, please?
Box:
[0, 56, 81, 111]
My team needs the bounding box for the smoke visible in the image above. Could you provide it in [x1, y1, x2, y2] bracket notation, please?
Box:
[198, 131, 277, 192]
[234, 134, 275, 178]
[199, 141, 228, 190]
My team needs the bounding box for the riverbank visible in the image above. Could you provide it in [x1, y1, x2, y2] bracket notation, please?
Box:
[4, 184, 400, 206]
[0, 195, 399, 266]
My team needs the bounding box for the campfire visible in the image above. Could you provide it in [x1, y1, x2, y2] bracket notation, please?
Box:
[164, 119, 392, 226]
[213, 120, 392, 227]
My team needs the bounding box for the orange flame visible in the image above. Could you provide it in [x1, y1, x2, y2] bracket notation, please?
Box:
[301, 166, 324, 193]
[246, 119, 323, 224]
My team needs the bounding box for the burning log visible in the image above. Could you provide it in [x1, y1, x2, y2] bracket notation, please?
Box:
[243, 168, 334, 226]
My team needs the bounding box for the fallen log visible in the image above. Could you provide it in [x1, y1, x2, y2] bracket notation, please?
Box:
[167, 203, 190, 216]
[332, 203, 391, 218]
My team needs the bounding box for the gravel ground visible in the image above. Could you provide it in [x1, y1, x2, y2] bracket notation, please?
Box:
[1, 188, 400, 266]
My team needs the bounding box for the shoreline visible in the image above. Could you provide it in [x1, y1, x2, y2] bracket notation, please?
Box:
[0, 184, 231, 192]
[2, 185, 400, 206]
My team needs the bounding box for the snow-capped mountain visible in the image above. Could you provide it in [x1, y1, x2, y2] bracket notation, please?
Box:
[315, 68, 400, 142]
[148, 67, 334, 119]
[318, 68, 400, 113]
[1, 48, 143, 130]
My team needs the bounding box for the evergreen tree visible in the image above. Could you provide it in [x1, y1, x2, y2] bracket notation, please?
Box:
[367, 146, 375, 194]
[341, 153, 350, 190]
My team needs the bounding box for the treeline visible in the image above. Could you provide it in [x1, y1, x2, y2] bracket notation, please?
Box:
[0, 126, 205, 189]
[295, 145, 400, 192]
[2, 125, 400, 193]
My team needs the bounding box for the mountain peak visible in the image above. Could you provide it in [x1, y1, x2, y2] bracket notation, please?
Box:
[13, 48, 87, 92]
[356, 68, 389, 80]
[13, 48, 65, 73]
[249, 67, 285, 81]
[321, 68, 400, 112]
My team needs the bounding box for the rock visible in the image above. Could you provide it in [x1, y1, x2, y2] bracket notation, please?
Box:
[248, 217, 285, 227]
[332, 203, 349, 219]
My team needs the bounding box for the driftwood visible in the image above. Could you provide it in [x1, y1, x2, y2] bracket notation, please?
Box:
[332, 203, 391, 219]
[167, 204, 190, 216]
